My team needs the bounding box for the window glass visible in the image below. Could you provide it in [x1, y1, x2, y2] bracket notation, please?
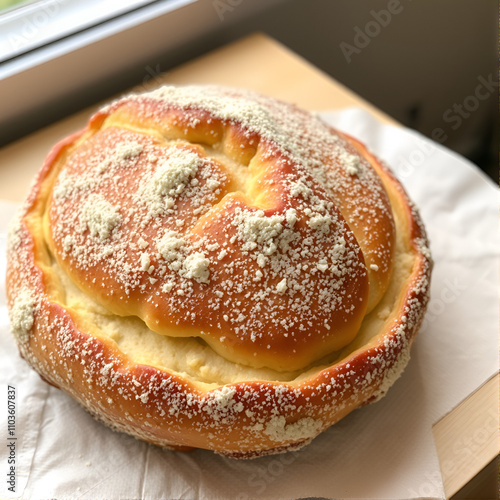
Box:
[0, 0, 160, 63]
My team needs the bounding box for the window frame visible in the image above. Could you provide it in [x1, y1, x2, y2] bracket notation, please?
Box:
[0, 0, 172, 64]
[0, 0, 286, 144]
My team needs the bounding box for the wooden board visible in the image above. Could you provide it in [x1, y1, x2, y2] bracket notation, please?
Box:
[433, 374, 499, 498]
[0, 33, 497, 499]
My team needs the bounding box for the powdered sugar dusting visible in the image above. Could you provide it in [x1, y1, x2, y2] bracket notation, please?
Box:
[7, 212, 23, 253]
[182, 252, 210, 284]
[79, 195, 121, 240]
[261, 415, 322, 442]
[138, 148, 201, 216]
[235, 209, 285, 254]
[9, 289, 38, 343]
[157, 230, 185, 262]
[97, 141, 143, 172]
[339, 150, 361, 176]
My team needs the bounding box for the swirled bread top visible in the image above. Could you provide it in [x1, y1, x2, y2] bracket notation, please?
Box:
[46, 86, 395, 371]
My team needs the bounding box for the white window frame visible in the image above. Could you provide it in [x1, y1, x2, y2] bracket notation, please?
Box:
[0, 0, 168, 63]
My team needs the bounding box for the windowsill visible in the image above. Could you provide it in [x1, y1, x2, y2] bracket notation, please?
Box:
[0, 0, 286, 145]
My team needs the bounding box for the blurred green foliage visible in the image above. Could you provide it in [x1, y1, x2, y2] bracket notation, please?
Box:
[0, 0, 33, 13]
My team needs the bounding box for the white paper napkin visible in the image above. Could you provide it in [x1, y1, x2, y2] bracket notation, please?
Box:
[0, 108, 498, 500]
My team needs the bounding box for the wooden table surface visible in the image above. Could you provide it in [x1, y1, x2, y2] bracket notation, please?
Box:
[0, 33, 497, 499]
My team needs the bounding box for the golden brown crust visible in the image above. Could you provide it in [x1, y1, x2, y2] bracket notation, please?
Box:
[6, 85, 431, 457]
[45, 88, 387, 371]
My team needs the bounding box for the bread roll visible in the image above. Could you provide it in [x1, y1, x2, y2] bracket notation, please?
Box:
[6, 85, 432, 457]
